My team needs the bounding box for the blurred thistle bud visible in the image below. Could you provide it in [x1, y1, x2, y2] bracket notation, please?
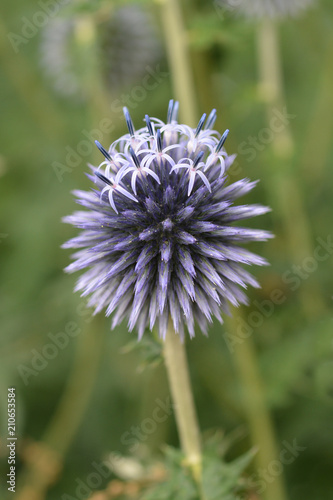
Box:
[40, 6, 162, 99]
[98, 5, 162, 91]
[220, 0, 315, 19]
[40, 16, 96, 99]
[40, 18, 80, 98]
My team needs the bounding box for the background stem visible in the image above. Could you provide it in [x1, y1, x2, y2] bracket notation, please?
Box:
[0, 18, 64, 142]
[256, 18, 326, 318]
[15, 320, 104, 500]
[226, 314, 288, 500]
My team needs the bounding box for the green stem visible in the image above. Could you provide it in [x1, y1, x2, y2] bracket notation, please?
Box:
[300, 31, 333, 183]
[43, 323, 104, 454]
[226, 314, 288, 500]
[256, 18, 293, 157]
[160, 0, 198, 125]
[163, 323, 203, 489]
[256, 18, 325, 318]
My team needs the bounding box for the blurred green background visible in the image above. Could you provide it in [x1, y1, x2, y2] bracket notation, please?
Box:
[0, 0, 333, 499]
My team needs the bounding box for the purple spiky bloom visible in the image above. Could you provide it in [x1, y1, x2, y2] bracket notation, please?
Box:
[63, 101, 273, 340]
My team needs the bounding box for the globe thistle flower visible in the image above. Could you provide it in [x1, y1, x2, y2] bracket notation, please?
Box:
[63, 101, 273, 340]
[233, 0, 314, 19]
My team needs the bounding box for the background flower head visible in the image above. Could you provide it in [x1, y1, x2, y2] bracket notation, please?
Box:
[63, 101, 273, 340]
[40, 5, 162, 99]
[227, 0, 315, 19]
[40, 5, 163, 98]
[99, 5, 162, 91]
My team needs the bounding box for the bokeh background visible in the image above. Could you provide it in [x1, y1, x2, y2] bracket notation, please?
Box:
[1, 0, 333, 499]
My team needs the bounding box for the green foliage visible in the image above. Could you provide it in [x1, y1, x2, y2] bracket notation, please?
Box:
[142, 437, 254, 500]
[202, 438, 255, 500]
[142, 447, 198, 500]
[121, 334, 163, 371]
[261, 314, 333, 407]
[188, 12, 246, 50]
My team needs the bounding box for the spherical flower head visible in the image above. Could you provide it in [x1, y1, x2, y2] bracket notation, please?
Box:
[99, 5, 162, 90]
[63, 101, 273, 340]
[232, 0, 314, 19]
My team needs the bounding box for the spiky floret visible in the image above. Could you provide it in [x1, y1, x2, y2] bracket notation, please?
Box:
[63, 101, 273, 340]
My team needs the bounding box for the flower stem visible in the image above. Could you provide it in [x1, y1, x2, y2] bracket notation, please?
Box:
[160, 0, 198, 125]
[163, 323, 203, 486]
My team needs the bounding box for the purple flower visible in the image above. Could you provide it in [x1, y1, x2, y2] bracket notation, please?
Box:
[63, 101, 273, 340]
